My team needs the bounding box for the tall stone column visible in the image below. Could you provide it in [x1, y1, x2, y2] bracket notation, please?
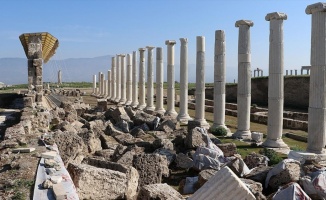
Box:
[155, 47, 166, 114]
[98, 72, 101, 96]
[27, 35, 43, 102]
[211, 31, 230, 133]
[306, 3, 326, 154]
[232, 20, 253, 139]
[138, 48, 147, 109]
[145, 46, 155, 112]
[263, 12, 288, 148]
[100, 73, 105, 96]
[93, 74, 96, 94]
[125, 54, 132, 105]
[58, 70, 62, 84]
[120, 54, 126, 104]
[177, 38, 192, 122]
[131, 51, 139, 107]
[115, 55, 121, 102]
[104, 79, 107, 97]
[194, 36, 210, 129]
[107, 70, 111, 99]
[110, 57, 116, 101]
[164, 40, 178, 117]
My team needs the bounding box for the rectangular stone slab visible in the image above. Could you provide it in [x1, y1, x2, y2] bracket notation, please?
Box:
[12, 147, 35, 153]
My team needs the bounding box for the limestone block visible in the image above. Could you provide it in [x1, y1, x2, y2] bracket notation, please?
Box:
[133, 111, 157, 129]
[97, 99, 107, 111]
[27, 42, 42, 58]
[240, 178, 264, 197]
[197, 169, 218, 187]
[35, 76, 42, 85]
[52, 183, 67, 200]
[133, 153, 169, 187]
[157, 120, 176, 133]
[35, 66, 42, 76]
[99, 134, 119, 150]
[216, 143, 237, 157]
[153, 148, 176, 165]
[35, 93, 43, 102]
[137, 183, 183, 200]
[12, 147, 35, 153]
[78, 130, 102, 154]
[111, 107, 131, 123]
[116, 120, 130, 133]
[185, 128, 206, 149]
[251, 132, 263, 142]
[175, 153, 193, 169]
[23, 97, 33, 107]
[187, 120, 201, 132]
[244, 152, 269, 169]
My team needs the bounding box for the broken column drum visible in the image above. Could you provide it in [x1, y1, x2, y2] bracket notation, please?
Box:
[177, 38, 192, 122]
[232, 20, 253, 139]
[138, 48, 147, 109]
[306, 3, 326, 154]
[145, 46, 155, 111]
[110, 57, 116, 101]
[115, 55, 121, 102]
[120, 54, 126, 104]
[164, 40, 178, 117]
[107, 70, 111, 99]
[263, 12, 288, 148]
[93, 74, 96, 94]
[125, 54, 132, 105]
[131, 51, 139, 107]
[212, 31, 230, 133]
[194, 36, 210, 129]
[155, 47, 165, 114]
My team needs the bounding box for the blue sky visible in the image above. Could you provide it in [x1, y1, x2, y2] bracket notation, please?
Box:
[0, 0, 317, 82]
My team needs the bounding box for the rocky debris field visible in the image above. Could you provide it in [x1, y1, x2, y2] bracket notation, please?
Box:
[1, 95, 326, 199]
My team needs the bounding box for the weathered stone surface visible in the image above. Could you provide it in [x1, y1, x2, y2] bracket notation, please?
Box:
[153, 138, 174, 150]
[104, 121, 125, 136]
[116, 120, 130, 133]
[61, 123, 77, 134]
[244, 152, 269, 169]
[157, 120, 176, 133]
[227, 156, 251, 177]
[97, 99, 107, 112]
[133, 111, 157, 129]
[111, 107, 131, 123]
[240, 178, 263, 197]
[116, 145, 145, 166]
[216, 143, 237, 157]
[176, 153, 193, 169]
[53, 131, 86, 164]
[185, 128, 206, 149]
[88, 119, 105, 131]
[42, 179, 53, 189]
[68, 161, 139, 200]
[198, 169, 218, 187]
[137, 183, 183, 200]
[78, 130, 102, 154]
[95, 149, 115, 160]
[114, 133, 143, 146]
[4, 124, 25, 139]
[130, 128, 146, 137]
[245, 166, 272, 184]
[99, 134, 119, 150]
[133, 153, 169, 186]
[23, 97, 33, 107]
[153, 148, 176, 165]
[187, 120, 201, 132]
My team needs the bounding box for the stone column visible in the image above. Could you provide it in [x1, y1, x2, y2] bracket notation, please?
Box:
[290, 70, 293, 75]
[131, 51, 139, 107]
[194, 36, 210, 128]
[253, 70, 256, 77]
[211, 31, 230, 133]
[164, 40, 178, 117]
[295, 70, 297, 75]
[263, 12, 288, 148]
[98, 72, 101, 96]
[144, 46, 156, 112]
[306, 3, 326, 154]
[93, 75, 96, 94]
[125, 54, 132, 105]
[232, 20, 253, 139]
[177, 38, 192, 122]
[58, 70, 62, 84]
[155, 47, 166, 114]
[120, 54, 126, 104]
[107, 70, 111, 99]
[115, 55, 121, 102]
[110, 57, 116, 101]
[100, 73, 105, 96]
[138, 48, 147, 109]
[104, 79, 107, 97]
[286, 70, 288, 75]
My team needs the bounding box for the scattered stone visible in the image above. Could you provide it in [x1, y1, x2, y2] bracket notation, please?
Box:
[137, 183, 183, 200]
[244, 152, 269, 169]
[41, 151, 57, 159]
[240, 178, 263, 197]
[157, 120, 176, 133]
[53, 183, 67, 200]
[175, 153, 193, 169]
[95, 149, 115, 160]
[154, 148, 176, 165]
[99, 134, 119, 150]
[251, 132, 263, 143]
[111, 107, 131, 123]
[44, 159, 58, 168]
[133, 111, 157, 129]
[245, 166, 272, 185]
[216, 143, 237, 157]
[42, 179, 53, 189]
[116, 120, 130, 133]
[185, 128, 207, 149]
[12, 147, 35, 153]
[51, 175, 63, 184]
[197, 169, 218, 187]
[130, 128, 146, 137]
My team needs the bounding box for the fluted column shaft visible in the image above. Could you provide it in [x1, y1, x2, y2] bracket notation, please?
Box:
[263, 12, 288, 148]
[165, 40, 177, 117]
[104, 79, 107, 96]
[126, 54, 132, 105]
[107, 70, 111, 99]
[145, 46, 155, 111]
[100, 73, 105, 96]
[131, 51, 139, 107]
[120, 54, 126, 104]
[306, 3, 326, 154]
[194, 36, 209, 128]
[177, 38, 191, 122]
[155, 47, 165, 113]
[93, 75, 96, 94]
[110, 57, 116, 101]
[98, 72, 101, 95]
[212, 31, 229, 132]
[115, 55, 121, 102]
[233, 20, 253, 139]
[138, 48, 146, 109]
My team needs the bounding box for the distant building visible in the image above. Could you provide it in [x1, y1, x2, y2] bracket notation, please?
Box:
[0, 82, 5, 88]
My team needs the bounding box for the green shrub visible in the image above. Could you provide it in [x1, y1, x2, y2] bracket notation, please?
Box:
[210, 127, 228, 137]
[259, 148, 283, 166]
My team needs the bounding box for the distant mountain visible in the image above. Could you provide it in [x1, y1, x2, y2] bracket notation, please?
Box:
[0, 55, 213, 85]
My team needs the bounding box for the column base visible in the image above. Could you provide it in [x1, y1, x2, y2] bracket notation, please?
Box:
[288, 150, 326, 162]
[210, 124, 232, 137]
[137, 104, 146, 110]
[232, 130, 251, 140]
[144, 105, 155, 112]
[194, 118, 210, 129]
[114, 98, 121, 103]
[125, 100, 132, 106]
[130, 102, 139, 108]
[164, 110, 178, 118]
[306, 147, 326, 155]
[177, 114, 193, 124]
[262, 138, 288, 148]
[119, 99, 126, 105]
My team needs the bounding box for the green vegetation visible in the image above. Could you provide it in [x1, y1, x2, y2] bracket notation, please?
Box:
[54, 82, 93, 88]
[259, 148, 283, 166]
[210, 126, 228, 137]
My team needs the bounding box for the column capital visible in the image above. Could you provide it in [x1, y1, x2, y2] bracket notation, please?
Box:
[165, 40, 176, 45]
[235, 20, 254, 27]
[265, 12, 287, 21]
[146, 46, 155, 50]
[179, 38, 188, 44]
[119, 54, 126, 57]
[138, 48, 146, 52]
[306, 2, 326, 14]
